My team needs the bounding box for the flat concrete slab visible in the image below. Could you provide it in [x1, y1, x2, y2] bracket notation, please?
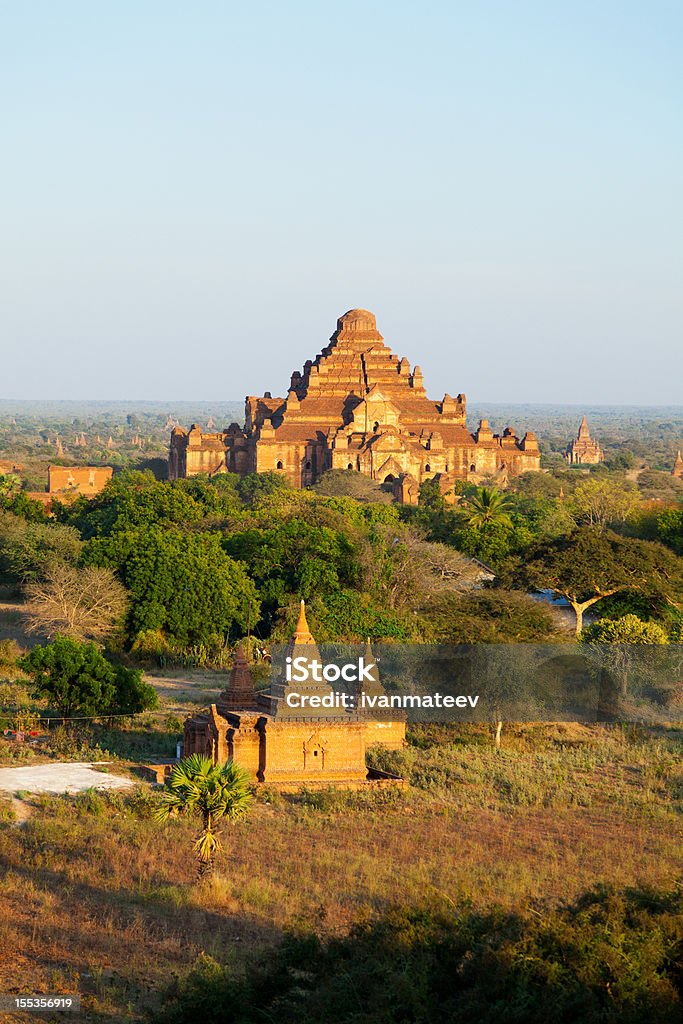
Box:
[0, 762, 134, 795]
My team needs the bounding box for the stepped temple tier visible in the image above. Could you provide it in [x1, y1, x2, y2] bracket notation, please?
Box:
[564, 416, 604, 466]
[169, 309, 540, 501]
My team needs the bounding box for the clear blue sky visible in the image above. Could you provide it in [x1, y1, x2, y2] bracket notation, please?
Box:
[1, 1, 681, 403]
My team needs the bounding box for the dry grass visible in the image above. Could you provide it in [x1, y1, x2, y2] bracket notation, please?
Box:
[144, 669, 224, 706]
[0, 725, 680, 1022]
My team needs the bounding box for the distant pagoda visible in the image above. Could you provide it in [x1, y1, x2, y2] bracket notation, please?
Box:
[564, 416, 603, 465]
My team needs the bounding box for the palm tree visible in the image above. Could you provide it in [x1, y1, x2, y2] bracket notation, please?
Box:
[460, 486, 514, 531]
[154, 754, 252, 879]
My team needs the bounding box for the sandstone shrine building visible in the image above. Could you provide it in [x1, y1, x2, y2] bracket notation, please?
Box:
[183, 601, 405, 788]
[169, 309, 540, 501]
[564, 416, 604, 466]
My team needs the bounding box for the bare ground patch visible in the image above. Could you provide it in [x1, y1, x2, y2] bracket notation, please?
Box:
[145, 669, 225, 706]
[0, 600, 42, 649]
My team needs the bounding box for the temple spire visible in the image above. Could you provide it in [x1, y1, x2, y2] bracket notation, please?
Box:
[292, 599, 315, 644]
[217, 642, 258, 712]
[672, 450, 683, 480]
[357, 637, 385, 701]
[267, 597, 347, 718]
[565, 416, 603, 465]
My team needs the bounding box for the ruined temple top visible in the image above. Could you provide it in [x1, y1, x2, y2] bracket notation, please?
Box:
[330, 308, 384, 344]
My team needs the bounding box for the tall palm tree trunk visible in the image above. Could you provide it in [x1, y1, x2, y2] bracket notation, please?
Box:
[197, 811, 216, 880]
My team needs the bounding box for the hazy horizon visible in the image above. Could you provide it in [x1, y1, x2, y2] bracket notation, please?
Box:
[2, 400, 683, 408]
[2, 2, 681, 403]
[2, 399, 682, 416]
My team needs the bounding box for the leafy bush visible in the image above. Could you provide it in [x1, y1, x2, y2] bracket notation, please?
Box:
[84, 528, 258, 645]
[44, 726, 108, 759]
[153, 886, 683, 1024]
[124, 784, 159, 819]
[0, 639, 23, 671]
[0, 795, 17, 823]
[130, 628, 174, 662]
[581, 614, 669, 645]
[20, 635, 158, 718]
[74, 788, 106, 817]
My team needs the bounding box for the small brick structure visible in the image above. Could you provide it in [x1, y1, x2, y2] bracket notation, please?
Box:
[184, 602, 406, 788]
[135, 761, 176, 785]
[47, 465, 113, 496]
[24, 492, 55, 511]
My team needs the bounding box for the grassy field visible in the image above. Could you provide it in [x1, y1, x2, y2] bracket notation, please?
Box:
[0, 721, 680, 1022]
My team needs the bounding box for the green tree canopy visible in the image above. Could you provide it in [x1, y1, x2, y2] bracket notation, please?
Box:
[84, 527, 259, 645]
[566, 478, 640, 530]
[174, 474, 242, 516]
[0, 473, 21, 498]
[270, 590, 414, 643]
[514, 527, 683, 634]
[0, 511, 82, 584]
[58, 478, 206, 539]
[0, 491, 49, 523]
[421, 590, 558, 643]
[235, 470, 292, 506]
[460, 486, 514, 531]
[447, 519, 535, 570]
[20, 635, 158, 718]
[313, 468, 395, 504]
[224, 519, 356, 629]
[657, 508, 683, 555]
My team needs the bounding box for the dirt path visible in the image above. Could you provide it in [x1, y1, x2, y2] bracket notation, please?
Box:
[0, 762, 134, 795]
[10, 796, 32, 826]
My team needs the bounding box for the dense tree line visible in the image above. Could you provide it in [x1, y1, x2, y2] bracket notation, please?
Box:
[0, 464, 680, 656]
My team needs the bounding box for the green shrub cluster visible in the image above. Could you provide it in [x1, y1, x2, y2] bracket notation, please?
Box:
[152, 886, 683, 1024]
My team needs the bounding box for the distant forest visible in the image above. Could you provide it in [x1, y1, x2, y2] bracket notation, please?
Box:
[0, 400, 681, 489]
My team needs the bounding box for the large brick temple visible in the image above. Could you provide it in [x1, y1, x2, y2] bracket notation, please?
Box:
[169, 308, 540, 501]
